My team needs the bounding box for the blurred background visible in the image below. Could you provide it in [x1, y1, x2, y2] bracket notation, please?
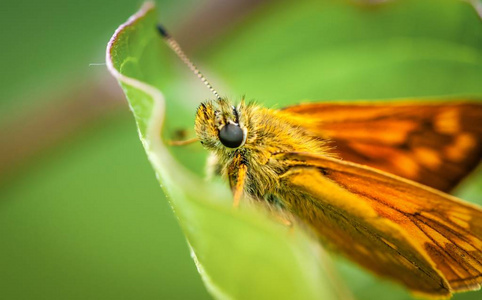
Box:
[1, 0, 481, 299]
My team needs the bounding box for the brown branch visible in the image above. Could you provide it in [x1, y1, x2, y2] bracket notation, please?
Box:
[0, 76, 126, 183]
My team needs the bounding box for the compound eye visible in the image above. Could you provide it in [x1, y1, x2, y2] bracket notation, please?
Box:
[219, 123, 244, 148]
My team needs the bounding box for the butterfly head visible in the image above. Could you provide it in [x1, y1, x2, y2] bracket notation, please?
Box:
[156, 26, 248, 152]
[195, 98, 248, 152]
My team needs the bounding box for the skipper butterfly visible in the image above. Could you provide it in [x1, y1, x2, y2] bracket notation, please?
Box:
[158, 25, 482, 299]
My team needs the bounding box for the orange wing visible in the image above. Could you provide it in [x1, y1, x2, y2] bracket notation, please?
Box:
[281, 101, 482, 192]
[275, 152, 482, 298]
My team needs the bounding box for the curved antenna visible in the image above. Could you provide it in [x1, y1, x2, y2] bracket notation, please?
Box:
[157, 24, 222, 101]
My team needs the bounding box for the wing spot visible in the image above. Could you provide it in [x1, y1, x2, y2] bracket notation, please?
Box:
[390, 155, 420, 179]
[434, 109, 460, 134]
[354, 244, 370, 255]
[449, 213, 471, 229]
[414, 147, 442, 170]
[380, 237, 398, 250]
[444, 133, 476, 162]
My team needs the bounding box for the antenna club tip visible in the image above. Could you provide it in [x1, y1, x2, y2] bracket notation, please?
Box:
[156, 24, 170, 38]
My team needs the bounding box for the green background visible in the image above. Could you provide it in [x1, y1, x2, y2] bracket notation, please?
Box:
[1, 0, 481, 299]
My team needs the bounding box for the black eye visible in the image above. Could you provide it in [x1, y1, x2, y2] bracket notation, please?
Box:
[219, 123, 244, 148]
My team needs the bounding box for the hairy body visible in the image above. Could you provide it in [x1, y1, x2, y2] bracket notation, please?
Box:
[196, 99, 333, 200]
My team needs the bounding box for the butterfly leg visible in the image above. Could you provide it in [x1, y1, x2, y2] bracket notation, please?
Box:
[168, 137, 199, 146]
[232, 164, 247, 208]
[274, 213, 293, 228]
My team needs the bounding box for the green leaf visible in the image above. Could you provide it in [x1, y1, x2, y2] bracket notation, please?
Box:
[106, 3, 343, 300]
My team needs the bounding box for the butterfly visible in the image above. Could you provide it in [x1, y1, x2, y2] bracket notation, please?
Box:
[158, 25, 482, 299]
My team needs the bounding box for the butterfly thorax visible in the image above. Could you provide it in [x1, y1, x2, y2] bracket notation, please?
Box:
[195, 99, 334, 200]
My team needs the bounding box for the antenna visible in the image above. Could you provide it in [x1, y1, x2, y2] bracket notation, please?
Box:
[157, 24, 222, 101]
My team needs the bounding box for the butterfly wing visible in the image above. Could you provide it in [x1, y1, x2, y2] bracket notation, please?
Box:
[275, 152, 482, 298]
[281, 101, 482, 192]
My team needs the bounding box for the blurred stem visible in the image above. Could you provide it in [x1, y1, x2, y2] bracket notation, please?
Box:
[0, 77, 125, 185]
